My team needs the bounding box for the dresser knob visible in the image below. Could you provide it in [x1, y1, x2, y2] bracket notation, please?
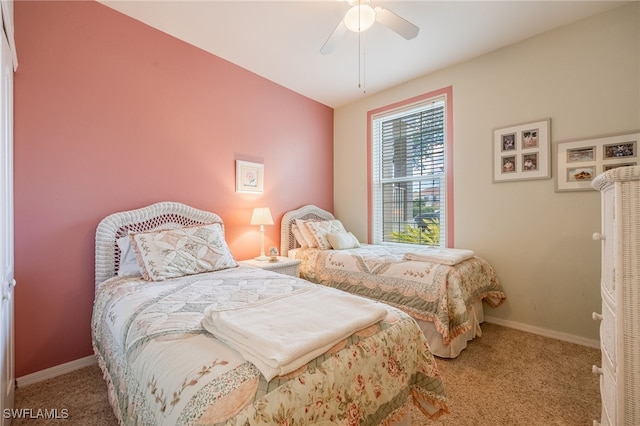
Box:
[592, 365, 603, 376]
[592, 232, 605, 241]
[592, 312, 603, 321]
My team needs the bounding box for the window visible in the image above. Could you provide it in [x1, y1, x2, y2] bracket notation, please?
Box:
[369, 87, 452, 247]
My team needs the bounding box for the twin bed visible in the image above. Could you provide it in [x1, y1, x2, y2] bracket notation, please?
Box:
[91, 202, 449, 425]
[280, 205, 506, 358]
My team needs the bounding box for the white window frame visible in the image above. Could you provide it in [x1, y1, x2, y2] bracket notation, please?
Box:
[368, 88, 453, 247]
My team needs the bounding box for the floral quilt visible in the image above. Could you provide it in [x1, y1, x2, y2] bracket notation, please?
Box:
[292, 245, 507, 345]
[92, 265, 448, 425]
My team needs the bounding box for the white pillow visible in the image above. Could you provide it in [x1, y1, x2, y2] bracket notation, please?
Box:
[291, 224, 308, 248]
[116, 236, 142, 277]
[130, 223, 238, 281]
[326, 231, 361, 250]
[295, 219, 318, 248]
[303, 220, 347, 250]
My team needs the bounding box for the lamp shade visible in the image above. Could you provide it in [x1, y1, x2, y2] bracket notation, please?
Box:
[250, 207, 274, 226]
[344, 5, 376, 33]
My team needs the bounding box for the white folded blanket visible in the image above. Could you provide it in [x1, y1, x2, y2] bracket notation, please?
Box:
[202, 286, 388, 381]
[403, 248, 475, 265]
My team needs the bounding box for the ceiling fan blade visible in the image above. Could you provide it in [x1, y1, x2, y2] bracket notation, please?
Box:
[320, 19, 347, 55]
[374, 7, 419, 40]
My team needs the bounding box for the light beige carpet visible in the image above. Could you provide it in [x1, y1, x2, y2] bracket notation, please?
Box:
[13, 323, 601, 425]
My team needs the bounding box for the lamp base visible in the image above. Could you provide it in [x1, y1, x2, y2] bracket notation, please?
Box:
[254, 255, 270, 261]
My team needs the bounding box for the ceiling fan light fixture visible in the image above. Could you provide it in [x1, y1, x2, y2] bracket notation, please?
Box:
[343, 5, 376, 33]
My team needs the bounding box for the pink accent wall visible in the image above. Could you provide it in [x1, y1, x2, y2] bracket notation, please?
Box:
[13, 1, 333, 377]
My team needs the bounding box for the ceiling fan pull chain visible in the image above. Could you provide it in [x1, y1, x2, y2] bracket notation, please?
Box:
[358, 29, 366, 93]
[362, 43, 366, 94]
[358, 5, 362, 90]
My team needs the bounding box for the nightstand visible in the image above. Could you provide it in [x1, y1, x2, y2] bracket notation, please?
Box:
[238, 257, 301, 278]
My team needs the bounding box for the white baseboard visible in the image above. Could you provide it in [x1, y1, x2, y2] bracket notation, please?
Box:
[17, 355, 97, 388]
[484, 315, 600, 349]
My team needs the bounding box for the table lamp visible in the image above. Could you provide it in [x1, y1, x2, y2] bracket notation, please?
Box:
[250, 207, 274, 261]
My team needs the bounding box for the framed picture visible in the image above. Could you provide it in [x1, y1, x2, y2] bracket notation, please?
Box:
[235, 160, 264, 194]
[554, 131, 639, 192]
[493, 118, 551, 182]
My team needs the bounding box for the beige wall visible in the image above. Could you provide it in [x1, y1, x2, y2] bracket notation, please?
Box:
[334, 3, 639, 344]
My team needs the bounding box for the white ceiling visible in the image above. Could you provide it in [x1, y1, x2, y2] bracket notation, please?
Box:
[98, 1, 628, 108]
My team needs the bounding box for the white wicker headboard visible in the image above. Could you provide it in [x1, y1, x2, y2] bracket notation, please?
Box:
[280, 205, 334, 257]
[95, 201, 223, 288]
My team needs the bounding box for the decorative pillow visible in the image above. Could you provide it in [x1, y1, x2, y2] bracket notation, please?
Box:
[326, 231, 361, 250]
[303, 220, 347, 250]
[130, 223, 238, 281]
[116, 236, 142, 277]
[291, 224, 308, 248]
[295, 219, 319, 248]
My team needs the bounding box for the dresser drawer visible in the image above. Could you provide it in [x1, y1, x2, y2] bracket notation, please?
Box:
[601, 396, 614, 426]
[600, 186, 616, 297]
[601, 356, 617, 426]
[600, 289, 616, 369]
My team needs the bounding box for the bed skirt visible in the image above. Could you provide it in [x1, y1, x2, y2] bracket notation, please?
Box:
[416, 299, 484, 358]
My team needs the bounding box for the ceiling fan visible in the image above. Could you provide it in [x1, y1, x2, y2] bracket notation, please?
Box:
[320, 0, 420, 55]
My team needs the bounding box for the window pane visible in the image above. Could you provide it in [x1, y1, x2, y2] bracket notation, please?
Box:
[380, 103, 445, 179]
[380, 178, 442, 245]
[372, 95, 448, 247]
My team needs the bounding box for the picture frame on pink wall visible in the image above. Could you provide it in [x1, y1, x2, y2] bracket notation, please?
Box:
[236, 160, 264, 194]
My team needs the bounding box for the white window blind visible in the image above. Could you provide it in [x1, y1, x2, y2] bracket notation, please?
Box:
[371, 96, 447, 246]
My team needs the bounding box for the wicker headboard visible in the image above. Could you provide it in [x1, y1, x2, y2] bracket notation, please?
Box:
[280, 205, 334, 257]
[95, 201, 223, 288]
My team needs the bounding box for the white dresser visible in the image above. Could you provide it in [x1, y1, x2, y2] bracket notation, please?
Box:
[591, 165, 640, 426]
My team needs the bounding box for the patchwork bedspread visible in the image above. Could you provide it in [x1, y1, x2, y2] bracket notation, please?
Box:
[92, 265, 448, 425]
[292, 245, 507, 344]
